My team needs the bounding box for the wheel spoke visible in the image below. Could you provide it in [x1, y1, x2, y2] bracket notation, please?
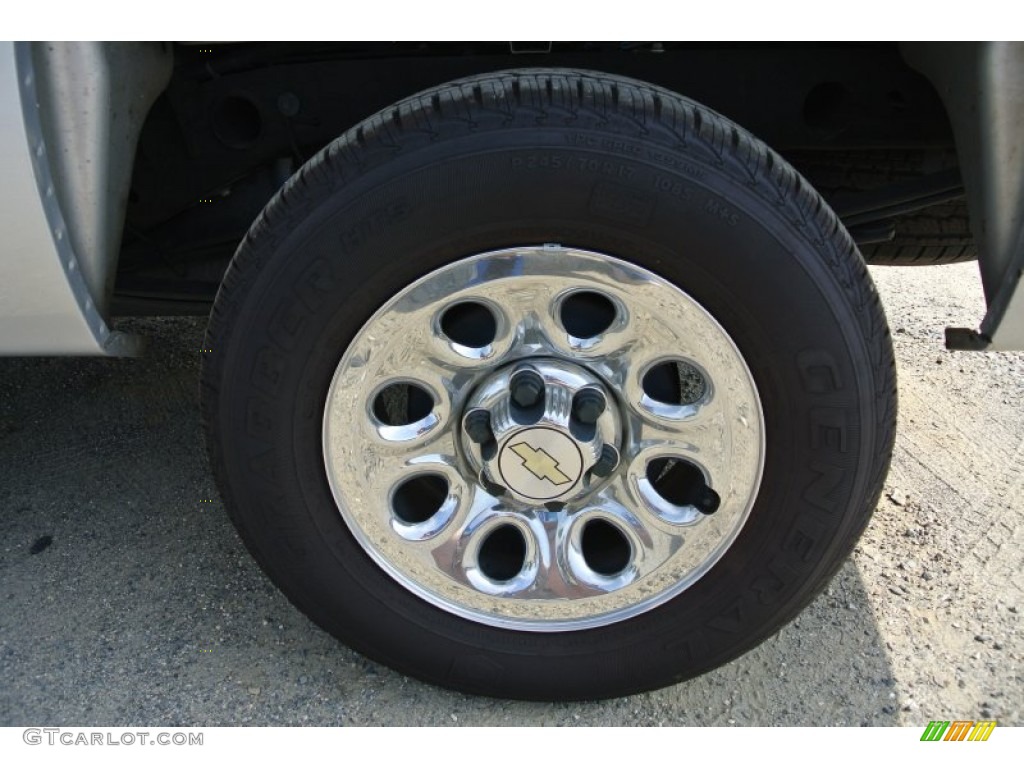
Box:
[629, 393, 730, 489]
[449, 506, 546, 597]
[560, 502, 649, 593]
[470, 273, 566, 358]
[598, 473, 694, 538]
[350, 442, 467, 541]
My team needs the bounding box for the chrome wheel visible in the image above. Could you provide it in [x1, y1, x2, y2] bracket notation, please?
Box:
[322, 246, 765, 630]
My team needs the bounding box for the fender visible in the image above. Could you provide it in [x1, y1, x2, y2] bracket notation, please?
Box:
[904, 42, 1024, 351]
[0, 42, 169, 355]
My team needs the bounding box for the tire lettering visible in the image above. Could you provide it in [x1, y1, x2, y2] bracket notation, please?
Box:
[706, 597, 745, 634]
[510, 153, 566, 170]
[269, 301, 307, 352]
[565, 133, 600, 148]
[294, 258, 338, 313]
[600, 139, 642, 155]
[653, 174, 692, 200]
[663, 631, 707, 663]
[810, 407, 848, 454]
[576, 157, 634, 179]
[750, 556, 799, 605]
[783, 522, 824, 562]
[512, 152, 634, 179]
[749, 521, 825, 605]
[802, 460, 845, 514]
[797, 348, 853, 516]
[702, 197, 739, 226]
[797, 349, 843, 394]
[337, 200, 411, 253]
[252, 346, 286, 397]
[646, 149, 707, 179]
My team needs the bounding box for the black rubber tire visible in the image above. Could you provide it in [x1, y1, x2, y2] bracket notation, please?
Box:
[787, 148, 976, 266]
[201, 69, 897, 701]
[857, 201, 976, 265]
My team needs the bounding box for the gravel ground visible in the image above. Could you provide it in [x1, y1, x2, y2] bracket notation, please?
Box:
[0, 261, 1020, 726]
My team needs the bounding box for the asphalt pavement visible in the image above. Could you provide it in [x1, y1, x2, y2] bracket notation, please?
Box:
[0, 263, 1020, 725]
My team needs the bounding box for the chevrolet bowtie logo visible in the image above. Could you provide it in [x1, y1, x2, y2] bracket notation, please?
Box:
[508, 442, 572, 485]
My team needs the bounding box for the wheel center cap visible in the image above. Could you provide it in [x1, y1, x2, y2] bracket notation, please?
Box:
[460, 358, 622, 505]
[498, 427, 584, 500]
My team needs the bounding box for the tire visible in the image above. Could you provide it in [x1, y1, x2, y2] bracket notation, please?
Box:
[201, 69, 896, 700]
[857, 201, 975, 265]
[786, 148, 976, 265]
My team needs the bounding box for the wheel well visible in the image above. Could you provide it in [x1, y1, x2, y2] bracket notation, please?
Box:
[113, 42, 959, 315]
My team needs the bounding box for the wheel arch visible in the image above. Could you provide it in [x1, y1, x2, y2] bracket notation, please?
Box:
[0, 41, 171, 356]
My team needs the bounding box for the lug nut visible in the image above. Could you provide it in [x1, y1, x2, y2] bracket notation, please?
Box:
[510, 370, 545, 408]
[591, 444, 620, 478]
[573, 388, 606, 425]
[479, 471, 507, 497]
[464, 409, 493, 444]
